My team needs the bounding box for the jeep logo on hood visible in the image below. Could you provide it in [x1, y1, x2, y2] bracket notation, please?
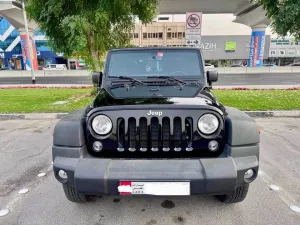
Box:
[147, 110, 163, 116]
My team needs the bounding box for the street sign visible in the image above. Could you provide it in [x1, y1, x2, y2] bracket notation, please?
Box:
[186, 12, 202, 46]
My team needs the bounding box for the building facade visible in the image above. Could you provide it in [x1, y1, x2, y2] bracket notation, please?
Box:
[0, 17, 62, 70]
[131, 22, 274, 66]
[132, 22, 300, 66]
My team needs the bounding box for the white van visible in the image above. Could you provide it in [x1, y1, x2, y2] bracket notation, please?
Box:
[44, 64, 67, 70]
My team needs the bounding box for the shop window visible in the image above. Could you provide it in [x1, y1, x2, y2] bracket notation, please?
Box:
[143, 33, 147, 39]
[172, 32, 177, 38]
[148, 33, 152, 38]
[152, 33, 158, 38]
[158, 32, 163, 39]
[183, 32, 185, 38]
[178, 32, 183, 38]
[134, 33, 139, 38]
[167, 32, 172, 39]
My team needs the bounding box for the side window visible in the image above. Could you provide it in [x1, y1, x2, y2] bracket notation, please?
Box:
[51, 65, 56, 68]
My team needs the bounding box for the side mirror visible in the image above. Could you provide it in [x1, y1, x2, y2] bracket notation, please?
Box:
[207, 71, 218, 88]
[92, 71, 103, 88]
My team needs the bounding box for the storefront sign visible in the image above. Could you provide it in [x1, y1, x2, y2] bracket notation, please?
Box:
[225, 41, 236, 52]
[248, 30, 265, 67]
[200, 43, 217, 51]
[269, 38, 300, 57]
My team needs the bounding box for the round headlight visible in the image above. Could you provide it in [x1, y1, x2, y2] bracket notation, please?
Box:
[198, 114, 219, 134]
[92, 115, 112, 135]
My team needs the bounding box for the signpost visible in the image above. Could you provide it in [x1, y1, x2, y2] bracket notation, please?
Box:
[185, 12, 202, 47]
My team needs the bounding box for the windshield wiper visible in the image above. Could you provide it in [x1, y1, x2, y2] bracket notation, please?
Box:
[110, 76, 146, 85]
[147, 76, 187, 85]
[109, 76, 147, 90]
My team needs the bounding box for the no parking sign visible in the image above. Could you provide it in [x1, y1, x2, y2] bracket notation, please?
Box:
[186, 12, 202, 46]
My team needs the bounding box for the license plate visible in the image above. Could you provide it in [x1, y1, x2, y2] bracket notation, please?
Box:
[118, 181, 190, 196]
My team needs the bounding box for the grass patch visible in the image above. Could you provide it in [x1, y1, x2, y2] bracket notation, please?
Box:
[0, 89, 299, 113]
[0, 88, 93, 113]
[213, 90, 300, 111]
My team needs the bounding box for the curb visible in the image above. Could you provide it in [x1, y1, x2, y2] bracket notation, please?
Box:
[0, 113, 69, 120]
[0, 111, 300, 120]
[245, 111, 300, 118]
[0, 84, 93, 89]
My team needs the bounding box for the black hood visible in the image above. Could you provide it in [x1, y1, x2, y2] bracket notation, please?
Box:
[90, 88, 225, 113]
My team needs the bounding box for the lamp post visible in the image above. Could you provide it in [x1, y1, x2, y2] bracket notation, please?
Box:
[21, 0, 36, 84]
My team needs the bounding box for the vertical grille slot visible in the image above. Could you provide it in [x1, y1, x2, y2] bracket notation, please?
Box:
[162, 117, 170, 148]
[139, 117, 148, 149]
[117, 118, 125, 148]
[128, 118, 136, 149]
[185, 117, 193, 147]
[150, 118, 160, 148]
[173, 117, 182, 148]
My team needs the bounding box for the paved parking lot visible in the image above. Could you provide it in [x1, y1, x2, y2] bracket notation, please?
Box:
[0, 118, 300, 225]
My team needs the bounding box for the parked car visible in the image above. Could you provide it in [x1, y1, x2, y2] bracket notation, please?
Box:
[44, 64, 67, 70]
[263, 64, 277, 67]
[38, 66, 44, 70]
[231, 64, 244, 67]
[0, 67, 12, 70]
[52, 47, 259, 204]
[289, 63, 300, 67]
[205, 63, 215, 69]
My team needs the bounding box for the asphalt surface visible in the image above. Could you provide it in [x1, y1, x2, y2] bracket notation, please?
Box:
[1, 73, 300, 86]
[0, 118, 300, 225]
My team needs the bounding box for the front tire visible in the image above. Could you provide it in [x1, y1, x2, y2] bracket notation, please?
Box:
[217, 184, 249, 203]
[63, 184, 88, 203]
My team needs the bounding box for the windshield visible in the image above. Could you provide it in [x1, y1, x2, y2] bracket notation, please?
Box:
[107, 49, 203, 77]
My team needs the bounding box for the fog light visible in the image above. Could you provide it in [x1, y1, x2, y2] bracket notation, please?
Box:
[244, 169, 254, 179]
[93, 141, 103, 152]
[58, 170, 68, 179]
[208, 140, 219, 151]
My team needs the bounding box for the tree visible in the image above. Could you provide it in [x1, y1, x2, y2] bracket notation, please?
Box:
[26, 0, 158, 70]
[255, 0, 300, 40]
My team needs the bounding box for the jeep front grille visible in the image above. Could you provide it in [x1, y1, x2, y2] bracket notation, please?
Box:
[117, 117, 194, 151]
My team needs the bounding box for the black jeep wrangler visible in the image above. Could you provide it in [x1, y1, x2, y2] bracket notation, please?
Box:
[53, 47, 259, 203]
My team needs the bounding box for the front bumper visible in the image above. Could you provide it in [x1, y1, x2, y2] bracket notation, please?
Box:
[53, 155, 258, 195]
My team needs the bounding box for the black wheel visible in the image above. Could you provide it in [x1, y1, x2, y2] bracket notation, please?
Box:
[63, 184, 88, 203]
[217, 184, 249, 203]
